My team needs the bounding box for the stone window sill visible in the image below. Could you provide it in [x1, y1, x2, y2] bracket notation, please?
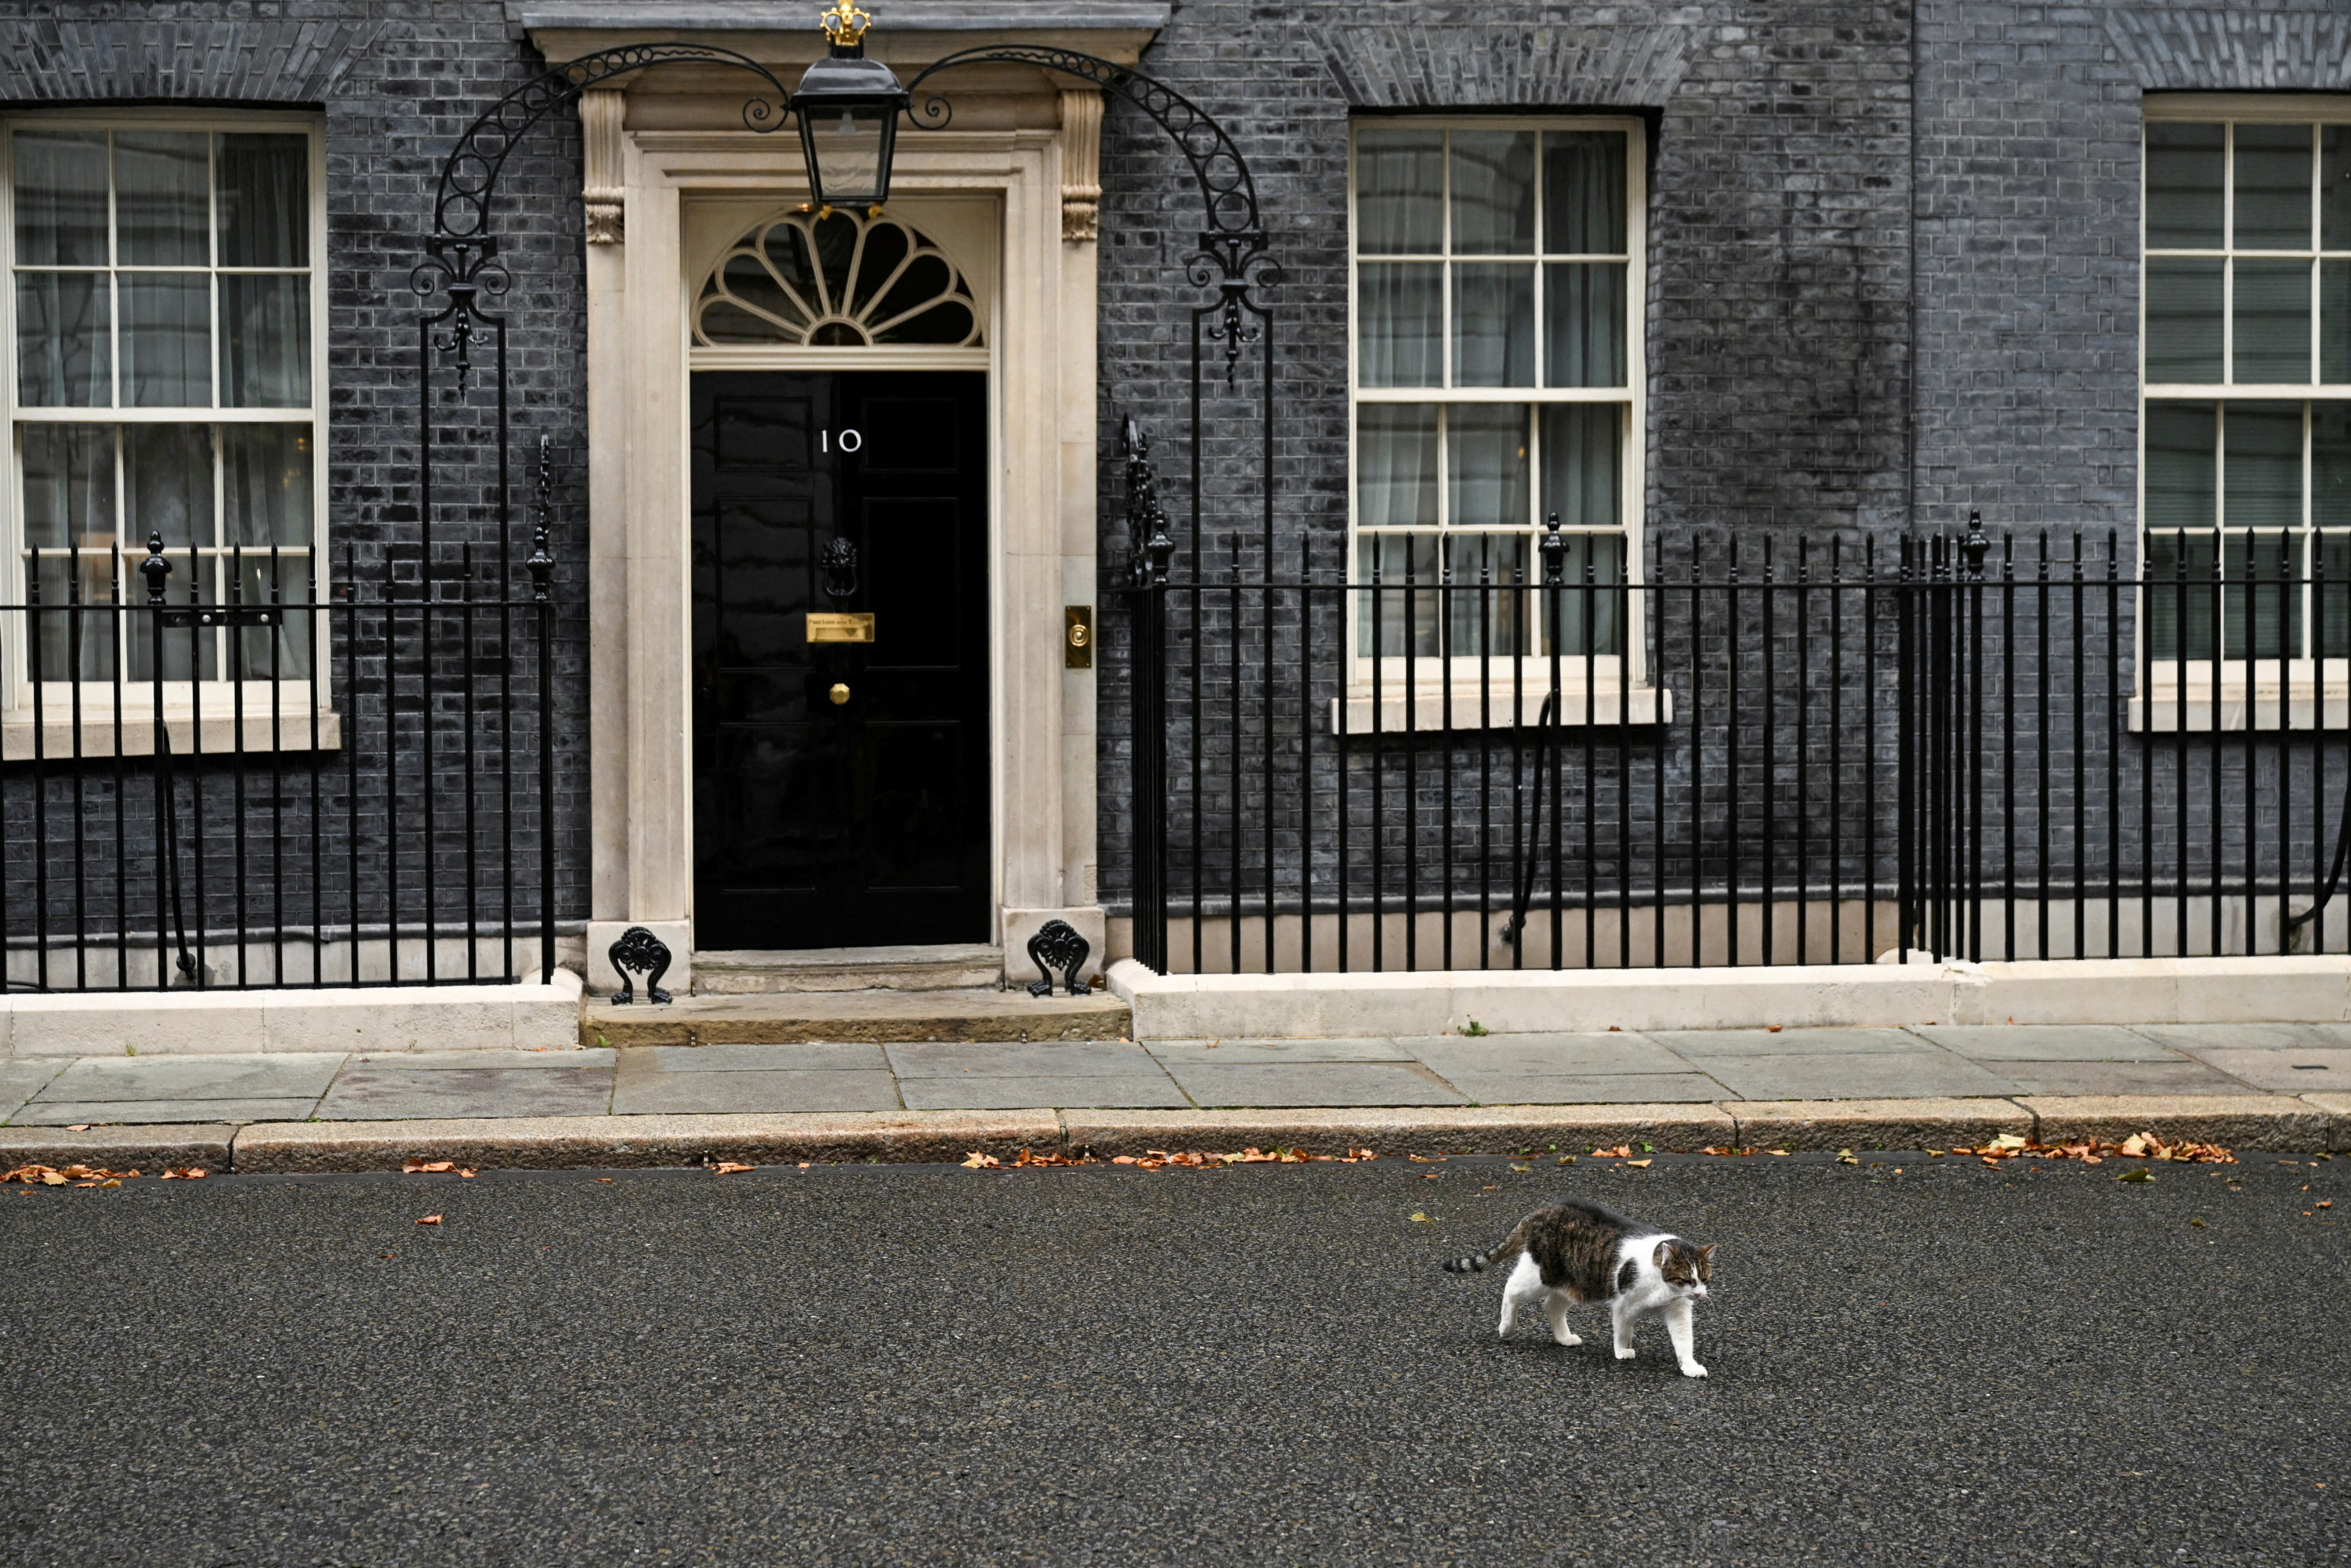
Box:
[2, 712, 343, 762]
[1331, 686, 1674, 736]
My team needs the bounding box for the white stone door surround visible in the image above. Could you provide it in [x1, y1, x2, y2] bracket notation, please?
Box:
[520, 15, 1161, 991]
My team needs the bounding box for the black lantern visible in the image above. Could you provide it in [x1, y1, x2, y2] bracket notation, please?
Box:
[795, 2, 910, 212]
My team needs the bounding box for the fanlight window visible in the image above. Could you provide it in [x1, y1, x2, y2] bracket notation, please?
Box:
[693, 209, 982, 349]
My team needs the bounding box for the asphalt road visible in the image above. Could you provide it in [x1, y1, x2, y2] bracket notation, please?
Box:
[2, 1150, 2343, 1566]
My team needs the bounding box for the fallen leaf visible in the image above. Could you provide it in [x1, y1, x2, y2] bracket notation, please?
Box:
[1409, 1212, 1432, 1222]
[1111, 1155, 1139, 1165]
[713, 1161, 754, 1175]
[1624, 1158, 1653, 1169]
[1509, 1164, 1532, 1173]
[1766, 1025, 1784, 1034]
[796, 1162, 812, 1170]
[404, 1160, 456, 1175]
[65, 1124, 90, 1132]
[2320, 1200, 2334, 1210]
[1837, 1153, 1860, 1166]
[1555, 1154, 1577, 1164]
[42, 1171, 67, 1186]
[416, 1214, 444, 1225]
[161, 1167, 208, 1180]
[1591, 1145, 1633, 1159]
[960, 1153, 1002, 1170]
[378, 1252, 394, 1259]
[2190, 1218, 2207, 1228]
[1767, 1149, 1791, 1157]
[2117, 1168, 2154, 1184]
[596, 1177, 614, 1182]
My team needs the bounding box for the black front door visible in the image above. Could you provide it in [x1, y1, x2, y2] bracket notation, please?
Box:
[691, 371, 989, 949]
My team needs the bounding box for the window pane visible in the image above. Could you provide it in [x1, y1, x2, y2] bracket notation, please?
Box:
[114, 131, 209, 266]
[2144, 533, 2216, 661]
[20, 424, 114, 550]
[1354, 129, 1443, 255]
[1540, 404, 1621, 530]
[2317, 401, 2350, 532]
[1451, 263, 1534, 386]
[216, 133, 309, 268]
[219, 273, 310, 406]
[124, 423, 216, 550]
[2223, 532, 2300, 661]
[1356, 534, 1441, 657]
[1543, 132, 1625, 255]
[2146, 122, 2224, 249]
[1447, 404, 1529, 530]
[13, 129, 110, 266]
[1357, 404, 1437, 528]
[2324, 259, 2349, 386]
[223, 424, 314, 546]
[2322, 534, 2351, 661]
[1444, 533, 1531, 655]
[2234, 123, 2313, 252]
[2326, 125, 2351, 252]
[1450, 131, 1534, 255]
[1538, 534, 1625, 657]
[2145, 401, 2216, 530]
[15, 270, 110, 406]
[29, 552, 118, 678]
[2145, 258, 2222, 382]
[127, 555, 218, 679]
[119, 273, 212, 406]
[1544, 262, 1626, 387]
[230, 551, 313, 678]
[2233, 258, 2312, 383]
[2223, 402, 2302, 530]
[1357, 263, 1441, 387]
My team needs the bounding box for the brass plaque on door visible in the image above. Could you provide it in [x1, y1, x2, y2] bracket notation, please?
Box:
[806, 612, 875, 643]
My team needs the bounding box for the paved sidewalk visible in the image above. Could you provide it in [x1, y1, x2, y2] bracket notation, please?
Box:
[5, 1020, 2349, 1126]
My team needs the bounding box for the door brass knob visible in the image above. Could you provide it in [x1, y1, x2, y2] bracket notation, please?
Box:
[829, 683, 850, 706]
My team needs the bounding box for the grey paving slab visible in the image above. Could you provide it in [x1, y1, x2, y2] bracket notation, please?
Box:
[897, 1074, 1190, 1111]
[1144, 1037, 1417, 1063]
[615, 1042, 889, 1074]
[0, 1060, 66, 1119]
[886, 1041, 1160, 1078]
[1407, 1032, 1687, 1077]
[2129, 1023, 2351, 1050]
[1907, 1025, 2186, 1062]
[1987, 1061, 2263, 1098]
[34, 1053, 345, 1103]
[2169, 1047, 2351, 1093]
[9, 1098, 318, 1126]
[1435, 1071, 1730, 1106]
[1160, 1062, 1469, 1109]
[1700, 1051, 2020, 1103]
[2144, 1025, 2351, 1048]
[313, 1066, 613, 1121]
[1646, 1028, 1924, 1059]
[347, 1048, 616, 1071]
[611, 1069, 902, 1115]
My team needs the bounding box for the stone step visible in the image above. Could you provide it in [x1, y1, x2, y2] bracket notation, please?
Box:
[692, 944, 1002, 995]
[581, 987, 1129, 1047]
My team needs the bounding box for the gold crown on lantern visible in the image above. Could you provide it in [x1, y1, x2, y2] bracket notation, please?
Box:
[820, 1, 873, 46]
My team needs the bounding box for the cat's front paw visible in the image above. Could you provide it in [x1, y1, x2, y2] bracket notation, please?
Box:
[1552, 1330, 1581, 1346]
[1679, 1362, 1708, 1378]
[1614, 1345, 1636, 1360]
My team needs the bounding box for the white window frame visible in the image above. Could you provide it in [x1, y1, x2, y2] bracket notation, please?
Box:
[0, 107, 333, 759]
[1343, 114, 1657, 734]
[2136, 93, 2351, 731]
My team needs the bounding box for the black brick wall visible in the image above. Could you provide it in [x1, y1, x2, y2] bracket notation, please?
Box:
[0, 3, 591, 961]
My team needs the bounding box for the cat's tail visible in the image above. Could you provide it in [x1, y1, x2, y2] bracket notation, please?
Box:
[1442, 1216, 1534, 1276]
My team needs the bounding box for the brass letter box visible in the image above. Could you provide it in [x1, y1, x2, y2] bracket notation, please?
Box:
[806, 612, 876, 643]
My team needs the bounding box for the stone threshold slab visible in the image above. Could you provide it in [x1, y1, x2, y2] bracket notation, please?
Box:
[581, 988, 1132, 1047]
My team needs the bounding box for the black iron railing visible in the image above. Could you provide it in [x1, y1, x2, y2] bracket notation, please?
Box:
[0, 520, 560, 992]
[1123, 516, 2351, 972]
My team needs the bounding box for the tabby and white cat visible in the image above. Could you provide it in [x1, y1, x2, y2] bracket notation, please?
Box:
[1443, 1197, 1716, 1378]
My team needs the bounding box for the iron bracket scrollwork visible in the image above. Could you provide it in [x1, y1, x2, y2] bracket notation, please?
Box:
[1025, 919, 1092, 998]
[608, 925, 674, 1005]
[905, 46, 1279, 382]
[1120, 415, 1176, 589]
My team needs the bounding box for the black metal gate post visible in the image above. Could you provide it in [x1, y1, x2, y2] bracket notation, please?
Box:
[1121, 418, 1175, 973]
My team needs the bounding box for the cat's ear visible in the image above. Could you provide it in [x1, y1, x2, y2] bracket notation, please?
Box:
[1699, 1244, 1717, 1260]
[1652, 1240, 1673, 1269]
[1697, 1243, 1716, 1279]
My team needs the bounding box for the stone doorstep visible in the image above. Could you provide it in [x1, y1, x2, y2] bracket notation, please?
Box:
[690, 945, 1005, 996]
[580, 988, 1132, 1048]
